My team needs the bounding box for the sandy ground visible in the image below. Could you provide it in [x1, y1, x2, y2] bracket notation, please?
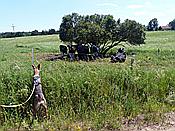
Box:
[120, 112, 175, 131]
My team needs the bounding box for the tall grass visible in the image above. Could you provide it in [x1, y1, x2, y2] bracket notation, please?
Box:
[0, 32, 175, 130]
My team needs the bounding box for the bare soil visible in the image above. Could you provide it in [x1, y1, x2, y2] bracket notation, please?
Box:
[37, 53, 64, 61]
[120, 112, 175, 131]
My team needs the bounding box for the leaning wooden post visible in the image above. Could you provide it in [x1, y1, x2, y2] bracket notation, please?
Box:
[32, 48, 34, 65]
[130, 53, 135, 70]
[157, 48, 160, 56]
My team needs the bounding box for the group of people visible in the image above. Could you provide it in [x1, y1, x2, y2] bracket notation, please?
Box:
[60, 43, 127, 63]
[59, 43, 100, 61]
[110, 48, 126, 63]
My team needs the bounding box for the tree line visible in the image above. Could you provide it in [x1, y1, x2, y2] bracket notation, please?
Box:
[147, 18, 175, 31]
[0, 29, 58, 38]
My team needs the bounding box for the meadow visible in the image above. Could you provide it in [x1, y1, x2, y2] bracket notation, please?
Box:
[0, 31, 175, 130]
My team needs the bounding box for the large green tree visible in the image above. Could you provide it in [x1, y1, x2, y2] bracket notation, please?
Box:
[59, 13, 145, 55]
[59, 13, 80, 43]
[169, 19, 175, 30]
[101, 19, 145, 55]
[147, 18, 159, 31]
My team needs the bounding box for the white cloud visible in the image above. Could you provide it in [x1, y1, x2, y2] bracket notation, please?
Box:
[127, 4, 144, 9]
[127, 1, 153, 9]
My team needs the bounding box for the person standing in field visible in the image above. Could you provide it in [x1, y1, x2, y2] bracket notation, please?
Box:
[68, 43, 76, 61]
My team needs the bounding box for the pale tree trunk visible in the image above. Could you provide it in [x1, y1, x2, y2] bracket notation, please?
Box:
[101, 41, 122, 56]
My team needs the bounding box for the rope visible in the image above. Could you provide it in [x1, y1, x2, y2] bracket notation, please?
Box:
[0, 48, 36, 108]
[0, 85, 35, 108]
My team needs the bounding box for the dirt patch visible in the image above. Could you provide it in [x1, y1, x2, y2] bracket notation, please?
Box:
[37, 53, 64, 61]
[120, 112, 175, 131]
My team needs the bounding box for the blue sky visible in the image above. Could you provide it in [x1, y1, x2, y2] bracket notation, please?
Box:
[0, 0, 174, 32]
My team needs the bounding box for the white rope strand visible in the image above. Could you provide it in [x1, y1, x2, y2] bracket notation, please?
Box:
[0, 84, 35, 108]
[0, 48, 36, 108]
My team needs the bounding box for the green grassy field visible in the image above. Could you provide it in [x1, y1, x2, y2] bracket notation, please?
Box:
[0, 31, 175, 130]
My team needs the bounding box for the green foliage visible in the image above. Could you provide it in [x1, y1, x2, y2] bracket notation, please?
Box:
[101, 19, 146, 55]
[0, 32, 175, 130]
[0, 29, 58, 38]
[120, 19, 145, 44]
[169, 19, 175, 30]
[147, 18, 159, 31]
[59, 13, 145, 55]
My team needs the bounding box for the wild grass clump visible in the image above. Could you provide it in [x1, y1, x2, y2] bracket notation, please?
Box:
[0, 32, 175, 130]
[1, 61, 175, 129]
